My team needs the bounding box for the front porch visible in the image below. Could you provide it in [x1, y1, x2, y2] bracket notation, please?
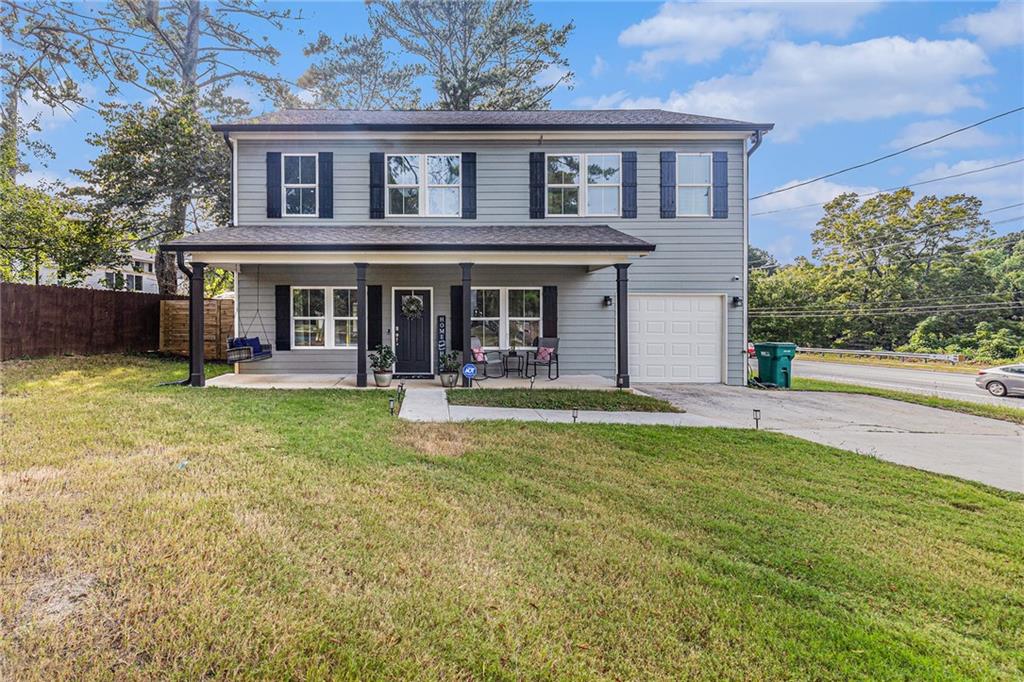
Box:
[205, 372, 619, 390]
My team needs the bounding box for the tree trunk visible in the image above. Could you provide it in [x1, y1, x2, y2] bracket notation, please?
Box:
[156, 195, 189, 295]
[2, 84, 19, 183]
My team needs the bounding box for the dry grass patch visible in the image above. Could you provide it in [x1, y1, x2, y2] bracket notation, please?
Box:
[391, 422, 474, 458]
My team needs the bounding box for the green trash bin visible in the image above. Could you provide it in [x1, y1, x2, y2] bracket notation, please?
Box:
[754, 342, 797, 388]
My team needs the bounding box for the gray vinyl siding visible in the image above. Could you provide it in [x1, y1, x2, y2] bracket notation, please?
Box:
[235, 138, 747, 384]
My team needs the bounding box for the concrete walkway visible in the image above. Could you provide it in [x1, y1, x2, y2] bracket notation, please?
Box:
[399, 388, 722, 427]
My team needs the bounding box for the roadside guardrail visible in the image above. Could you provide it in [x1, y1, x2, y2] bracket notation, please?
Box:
[797, 347, 960, 364]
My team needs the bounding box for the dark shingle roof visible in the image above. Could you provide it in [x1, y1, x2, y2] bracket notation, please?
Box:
[213, 109, 772, 132]
[161, 225, 656, 253]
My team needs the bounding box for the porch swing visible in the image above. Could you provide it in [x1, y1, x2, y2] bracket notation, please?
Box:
[226, 265, 273, 363]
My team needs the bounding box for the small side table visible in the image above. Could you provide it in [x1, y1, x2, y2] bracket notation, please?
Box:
[502, 351, 525, 378]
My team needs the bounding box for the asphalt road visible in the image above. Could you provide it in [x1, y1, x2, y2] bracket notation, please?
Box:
[789, 359, 1015, 407]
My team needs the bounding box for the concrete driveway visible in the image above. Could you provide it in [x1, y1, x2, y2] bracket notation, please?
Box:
[639, 384, 1024, 493]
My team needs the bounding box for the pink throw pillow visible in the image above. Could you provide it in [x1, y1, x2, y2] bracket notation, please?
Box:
[536, 347, 553, 362]
[472, 348, 486, 362]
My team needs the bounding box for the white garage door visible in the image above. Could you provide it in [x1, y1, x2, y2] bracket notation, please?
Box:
[628, 294, 724, 383]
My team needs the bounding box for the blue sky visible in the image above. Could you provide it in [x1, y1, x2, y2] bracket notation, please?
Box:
[24, 1, 1024, 262]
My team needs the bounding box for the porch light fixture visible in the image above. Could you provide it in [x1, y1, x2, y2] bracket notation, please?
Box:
[572, 407, 579, 423]
[603, 295, 614, 307]
[753, 408, 761, 430]
[732, 296, 743, 307]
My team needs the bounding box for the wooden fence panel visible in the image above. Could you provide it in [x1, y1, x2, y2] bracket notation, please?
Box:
[158, 299, 234, 361]
[0, 283, 183, 361]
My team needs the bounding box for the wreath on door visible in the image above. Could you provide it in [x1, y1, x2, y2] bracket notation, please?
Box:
[401, 294, 424, 319]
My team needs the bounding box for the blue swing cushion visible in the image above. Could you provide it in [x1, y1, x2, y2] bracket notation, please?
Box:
[227, 336, 272, 363]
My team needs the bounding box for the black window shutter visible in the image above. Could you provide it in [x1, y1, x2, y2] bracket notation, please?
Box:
[461, 152, 476, 219]
[318, 152, 333, 219]
[659, 151, 676, 219]
[367, 285, 382, 348]
[274, 284, 290, 351]
[369, 152, 385, 219]
[542, 285, 557, 338]
[712, 151, 728, 219]
[450, 285, 463, 351]
[266, 152, 282, 219]
[529, 152, 544, 219]
[622, 151, 637, 218]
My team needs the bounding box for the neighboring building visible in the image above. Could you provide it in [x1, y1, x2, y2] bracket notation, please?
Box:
[37, 248, 160, 294]
[162, 109, 772, 387]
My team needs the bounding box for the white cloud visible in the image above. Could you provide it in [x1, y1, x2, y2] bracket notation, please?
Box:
[752, 177, 879, 233]
[910, 157, 1024, 205]
[619, 0, 880, 75]
[590, 55, 607, 78]
[21, 82, 97, 131]
[536, 65, 571, 88]
[888, 118, 1004, 157]
[947, 1, 1024, 49]
[590, 37, 992, 141]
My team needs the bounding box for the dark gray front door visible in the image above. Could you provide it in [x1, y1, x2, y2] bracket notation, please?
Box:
[394, 289, 432, 375]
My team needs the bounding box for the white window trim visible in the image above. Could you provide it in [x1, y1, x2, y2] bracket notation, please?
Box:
[282, 153, 319, 217]
[676, 152, 713, 218]
[290, 285, 358, 350]
[470, 286, 543, 351]
[544, 152, 622, 218]
[384, 153, 462, 218]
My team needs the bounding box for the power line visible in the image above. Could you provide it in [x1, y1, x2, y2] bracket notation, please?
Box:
[750, 217, 1024, 271]
[754, 292, 1016, 313]
[749, 107, 1024, 201]
[750, 161, 1024, 217]
[751, 304, 1021, 318]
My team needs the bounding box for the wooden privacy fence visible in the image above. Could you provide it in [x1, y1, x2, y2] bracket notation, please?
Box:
[159, 299, 234, 361]
[0, 283, 183, 361]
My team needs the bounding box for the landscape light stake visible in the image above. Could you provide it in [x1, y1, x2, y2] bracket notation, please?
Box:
[389, 397, 396, 416]
[753, 409, 761, 430]
[529, 376, 536, 390]
[572, 407, 579, 424]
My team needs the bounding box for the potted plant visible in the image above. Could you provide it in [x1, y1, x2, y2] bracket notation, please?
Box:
[369, 344, 395, 387]
[438, 351, 461, 388]
[508, 337, 519, 357]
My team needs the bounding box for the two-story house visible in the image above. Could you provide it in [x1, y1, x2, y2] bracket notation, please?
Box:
[161, 109, 772, 388]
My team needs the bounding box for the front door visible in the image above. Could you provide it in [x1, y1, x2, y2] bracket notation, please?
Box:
[394, 289, 432, 376]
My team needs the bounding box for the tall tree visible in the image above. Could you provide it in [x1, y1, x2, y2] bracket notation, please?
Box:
[63, 0, 299, 294]
[75, 97, 230, 294]
[364, 0, 573, 110]
[294, 30, 423, 109]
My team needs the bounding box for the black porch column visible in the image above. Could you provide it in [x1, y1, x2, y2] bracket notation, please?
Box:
[460, 262, 473, 387]
[355, 262, 368, 388]
[615, 263, 630, 389]
[188, 261, 206, 387]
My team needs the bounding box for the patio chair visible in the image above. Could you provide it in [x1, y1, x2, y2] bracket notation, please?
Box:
[469, 336, 505, 380]
[525, 337, 560, 380]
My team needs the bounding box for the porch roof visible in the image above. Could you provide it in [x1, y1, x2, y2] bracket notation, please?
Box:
[160, 224, 655, 253]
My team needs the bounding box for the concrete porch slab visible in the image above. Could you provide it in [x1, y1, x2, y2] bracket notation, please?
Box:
[208, 373, 618, 391]
[207, 373, 347, 389]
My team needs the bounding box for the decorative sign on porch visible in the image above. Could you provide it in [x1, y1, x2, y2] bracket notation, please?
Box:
[436, 314, 447, 360]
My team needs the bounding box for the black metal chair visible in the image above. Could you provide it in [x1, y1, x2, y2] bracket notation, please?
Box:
[469, 336, 505, 380]
[525, 337, 559, 380]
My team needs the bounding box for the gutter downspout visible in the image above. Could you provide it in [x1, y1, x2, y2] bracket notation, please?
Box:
[747, 130, 764, 157]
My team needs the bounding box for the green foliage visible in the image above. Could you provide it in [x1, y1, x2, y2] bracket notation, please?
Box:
[438, 351, 461, 373]
[369, 344, 396, 371]
[750, 190, 1019, 359]
[365, 0, 574, 110]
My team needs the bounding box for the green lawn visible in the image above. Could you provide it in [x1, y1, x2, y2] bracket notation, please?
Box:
[797, 352, 1010, 375]
[446, 388, 681, 412]
[2, 356, 1022, 680]
[793, 376, 1024, 425]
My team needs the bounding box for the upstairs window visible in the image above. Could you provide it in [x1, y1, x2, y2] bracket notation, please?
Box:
[283, 154, 318, 216]
[546, 153, 620, 217]
[386, 154, 461, 217]
[677, 153, 712, 217]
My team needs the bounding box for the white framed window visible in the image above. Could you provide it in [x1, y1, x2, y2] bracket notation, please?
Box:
[546, 153, 621, 217]
[677, 153, 712, 217]
[470, 287, 543, 350]
[332, 288, 358, 348]
[386, 153, 461, 217]
[126, 274, 143, 291]
[291, 286, 358, 349]
[283, 154, 318, 217]
[470, 288, 501, 349]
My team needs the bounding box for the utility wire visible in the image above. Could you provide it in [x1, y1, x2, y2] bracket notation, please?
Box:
[750, 304, 1021, 318]
[750, 107, 1024, 201]
[755, 292, 1016, 313]
[751, 161, 1024, 217]
[752, 301, 1017, 316]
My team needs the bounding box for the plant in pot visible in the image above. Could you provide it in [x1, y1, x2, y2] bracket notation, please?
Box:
[369, 344, 395, 387]
[438, 351, 461, 388]
[508, 336, 519, 357]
